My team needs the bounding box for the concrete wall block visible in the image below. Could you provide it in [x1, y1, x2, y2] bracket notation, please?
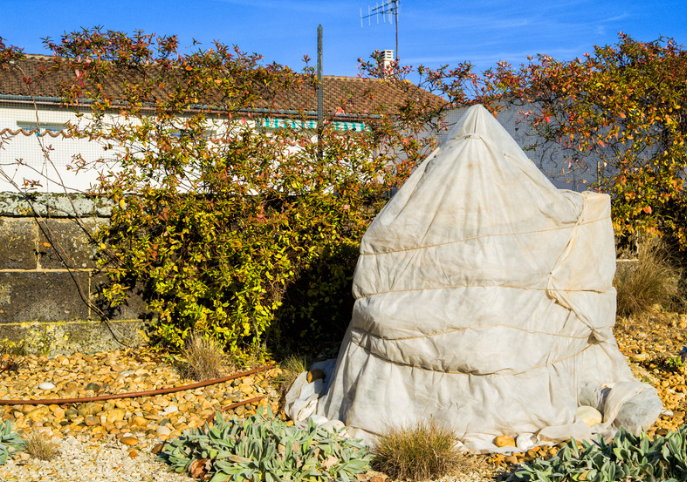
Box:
[90, 273, 151, 321]
[37, 218, 104, 269]
[0, 320, 148, 356]
[0, 217, 37, 269]
[0, 192, 114, 217]
[0, 271, 90, 323]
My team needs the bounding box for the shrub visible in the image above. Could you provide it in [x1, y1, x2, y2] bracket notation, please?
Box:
[615, 239, 681, 317]
[476, 35, 687, 249]
[509, 427, 687, 481]
[158, 406, 373, 482]
[29, 28, 469, 356]
[25, 432, 60, 461]
[0, 421, 25, 465]
[180, 332, 229, 382]
[373, 418, 464, 481]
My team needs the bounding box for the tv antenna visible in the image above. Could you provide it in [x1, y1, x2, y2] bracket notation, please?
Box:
[361, 0, 400, 62]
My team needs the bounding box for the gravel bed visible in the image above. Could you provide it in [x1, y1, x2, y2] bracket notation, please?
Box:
[0, 435, 194, 482]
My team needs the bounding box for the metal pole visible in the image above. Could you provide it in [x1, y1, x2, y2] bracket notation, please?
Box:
[394, 0, 398, 62]
[317, 25, 323, 129]
[317, 24, 323, 161]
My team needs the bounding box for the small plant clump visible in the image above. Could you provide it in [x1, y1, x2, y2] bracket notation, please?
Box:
[373, 419, 465, 481]
[180, 333, 229, 382]
[614, 240, 681, 318]
[25, 432, 60, 461]
[158, 406, 373, 482]
[276, 355, 307, 399]
[509, 426, 687, 482]
[0, 421, 25, 465]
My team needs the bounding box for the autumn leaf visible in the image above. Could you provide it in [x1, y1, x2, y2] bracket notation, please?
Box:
[188, 458, 210, 479]
[322, 455, 339, 471]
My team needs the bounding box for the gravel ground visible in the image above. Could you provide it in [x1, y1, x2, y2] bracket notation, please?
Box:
[2, 309, 685, 482]
[0, 435, 194, 482]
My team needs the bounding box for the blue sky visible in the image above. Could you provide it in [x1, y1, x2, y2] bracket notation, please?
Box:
[1, 0, 685, 77]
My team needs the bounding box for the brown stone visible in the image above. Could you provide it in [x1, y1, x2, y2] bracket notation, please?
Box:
[152, 442, 165, 454]
[26, 406, 50, 422]
[307, 369, 325, 383]
[21, 405, 37, 414]
[105, 408, 125, 424]
[128, 450, 138, 458]
[121, 436, 139, 446]
[494, 435, 516, 448]
[53, 407, 65, 420]
[84, 416, 99, 426]
[132, 416, 147, 427]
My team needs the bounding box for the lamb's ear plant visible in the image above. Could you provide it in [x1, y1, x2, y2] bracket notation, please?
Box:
[0, 421, 25, 465]
[509, 426, 687, 482]
[158, 405, 373, 482]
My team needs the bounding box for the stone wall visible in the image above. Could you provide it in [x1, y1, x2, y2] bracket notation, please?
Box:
[0, 192, 147, 355]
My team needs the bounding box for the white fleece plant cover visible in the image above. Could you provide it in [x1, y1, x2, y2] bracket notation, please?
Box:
[288, 104, 662, 453]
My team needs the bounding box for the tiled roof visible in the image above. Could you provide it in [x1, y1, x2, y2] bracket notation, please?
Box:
[0, 56, 446, 119]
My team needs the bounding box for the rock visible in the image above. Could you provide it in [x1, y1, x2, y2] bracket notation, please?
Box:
[309, 415, 328, 425]
[576, 406, 603, 427]
[84, 382, 101, 391]
[84, 416, 99, 426]
[631, 353, 647, 362]
[132, 416, 147, 427]
[128, 450, 139, 458]
[152, 443, 165, 454]
[121, 436, 138, 446]
[21, 405, 36, 414]
[26, 406, 50, 422]
[37, 382, 55, 390]
[161, 405, 178, 415]
[307, 369, 325, 383]
[104, 409, 125, 424]
[157, 425, 172, 437]
[495, 435, 516, 448]
[320, 420, 346, 433]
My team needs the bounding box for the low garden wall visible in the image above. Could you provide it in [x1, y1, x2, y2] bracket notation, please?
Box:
[0, 192, 147, 355]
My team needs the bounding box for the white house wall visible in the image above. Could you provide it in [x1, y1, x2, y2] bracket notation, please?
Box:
[0, 103, 123, 193]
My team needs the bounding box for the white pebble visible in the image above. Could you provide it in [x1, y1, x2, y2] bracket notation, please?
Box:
[38, 382, 55, 390]
[164, 405, 179, 414]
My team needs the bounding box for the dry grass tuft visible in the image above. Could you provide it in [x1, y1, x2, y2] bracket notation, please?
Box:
[0, 340, 24, 375]
[180, 333, 228, 382]
[26, 432, 60, 461]
[373, 419, 468, 481]
[276, 354, 307, 399]
[615, 239, 682, 318]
